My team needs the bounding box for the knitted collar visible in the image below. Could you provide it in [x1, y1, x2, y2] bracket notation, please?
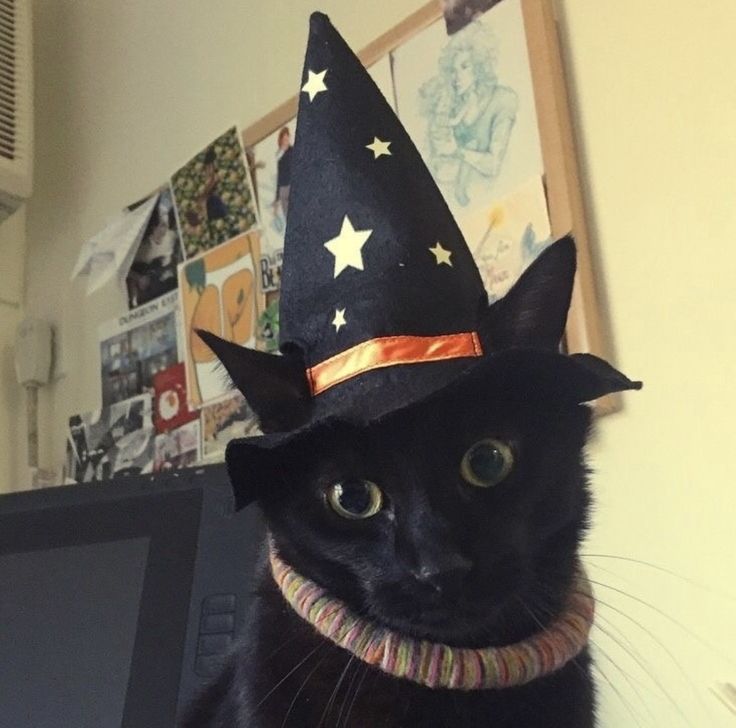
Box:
[270, 547, 595, 691]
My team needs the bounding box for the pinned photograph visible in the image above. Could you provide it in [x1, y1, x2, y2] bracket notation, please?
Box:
[250, 121, 296, 260]
[178, 231, 264, 405]
[153, 420, 201, 472]
[125, 186, 185, 309]
[152, 361, 198, 434]
[200, 391, 261, 463]
[99, 290, 182, 407]
[392, 0, 543, 247]
[469, 176, 552, 302]
[441, 0, 504, 35]
[66, 394, 155, 483]
[171, 126, 259, 258]
[256, 297, 280, 354]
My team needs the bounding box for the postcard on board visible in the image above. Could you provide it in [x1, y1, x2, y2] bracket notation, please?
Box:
[200, 390, 261, 463]
[153, 420, 201, 472]
[152, 361, 198, 434]
[178, 230, 264, 406]
[251, 119, 296, 262]
[469, 175, 552, 302]
[66, 393, 155, 483]
[98, 290, 183, 408]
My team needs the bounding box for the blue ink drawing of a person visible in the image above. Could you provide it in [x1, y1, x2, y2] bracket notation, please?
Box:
[419, 23, 518, 206]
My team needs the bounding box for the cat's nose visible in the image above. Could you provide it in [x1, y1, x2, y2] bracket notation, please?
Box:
[411, 552, 473, 594]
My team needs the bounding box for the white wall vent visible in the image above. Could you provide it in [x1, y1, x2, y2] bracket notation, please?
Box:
[0, 0, 31, 222]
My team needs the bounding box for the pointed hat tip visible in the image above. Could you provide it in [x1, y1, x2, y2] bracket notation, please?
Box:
[309, 11, 331, 32]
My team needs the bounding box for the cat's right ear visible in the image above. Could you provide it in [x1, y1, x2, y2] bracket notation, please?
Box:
[195, 329, 312, 433]
[481, 235, 576, 351]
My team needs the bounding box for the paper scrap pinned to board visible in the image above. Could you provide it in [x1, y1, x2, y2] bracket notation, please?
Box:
[70, 194, 158, 295]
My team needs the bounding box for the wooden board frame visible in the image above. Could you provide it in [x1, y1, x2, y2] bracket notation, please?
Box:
[243, 0, 619, 415]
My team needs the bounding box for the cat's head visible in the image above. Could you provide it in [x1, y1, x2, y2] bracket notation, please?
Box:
[255, 374, 591, 647]
[199, 240, 626, 645]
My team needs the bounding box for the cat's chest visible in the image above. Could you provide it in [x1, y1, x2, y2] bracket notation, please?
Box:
[248, 655, 594, 728]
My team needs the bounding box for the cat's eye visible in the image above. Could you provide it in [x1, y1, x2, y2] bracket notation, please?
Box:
[326, 479, 383, 520]
[460, 438, 514, 488]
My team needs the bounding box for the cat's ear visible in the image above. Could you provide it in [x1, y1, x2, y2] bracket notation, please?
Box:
[482, 236, 576, 350]
[195, 329, 311, 433]
[225, 441, 289, 510]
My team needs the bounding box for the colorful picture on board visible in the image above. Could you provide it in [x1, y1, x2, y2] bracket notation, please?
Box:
[200, 391, 261, 463]
[125, 186, 185, 309]
[469, 176, 552, 302]
[152, 362, 198, 434]
[256, 298, 280, 354]
[153, 420, 201, 472]
[178, 231, 263, 406]
[171, 126, 259, 258]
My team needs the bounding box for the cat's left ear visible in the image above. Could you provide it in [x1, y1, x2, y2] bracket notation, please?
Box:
[225, 426, 315, 510]
[481, 235, 576, 350]
[195, 329, 312, 433]
[225, 439, 287, 510]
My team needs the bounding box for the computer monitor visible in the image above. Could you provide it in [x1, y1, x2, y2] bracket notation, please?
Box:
[0, 464, 265, 728]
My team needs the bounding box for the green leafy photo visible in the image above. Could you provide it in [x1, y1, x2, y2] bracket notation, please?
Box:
[171, 126, 259, 257]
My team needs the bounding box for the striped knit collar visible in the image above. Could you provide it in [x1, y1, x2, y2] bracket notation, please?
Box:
[269, 547, 595, 691]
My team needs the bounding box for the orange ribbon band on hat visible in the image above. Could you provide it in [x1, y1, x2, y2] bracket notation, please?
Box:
[306, 332, 483, 396]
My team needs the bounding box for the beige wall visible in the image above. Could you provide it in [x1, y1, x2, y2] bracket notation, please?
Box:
[0, 208, 26, 490]
[1, 0, 734, 723]
[0, 305, 22, 489]
[558, 2, 736, 724]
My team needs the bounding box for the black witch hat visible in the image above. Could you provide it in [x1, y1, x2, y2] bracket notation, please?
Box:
[200, 13, 641, 508]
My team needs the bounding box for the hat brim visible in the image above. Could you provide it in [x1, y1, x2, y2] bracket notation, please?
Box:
[225, 348, 641, 508]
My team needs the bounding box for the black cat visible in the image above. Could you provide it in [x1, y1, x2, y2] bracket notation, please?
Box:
[181, 243, 609, 728]
[180, 10, 644, 723]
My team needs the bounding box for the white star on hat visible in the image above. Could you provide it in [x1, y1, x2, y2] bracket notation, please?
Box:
[429, 242, 453, 266]
[324, 215, 373, 278]
[331, 308, 347, 332]
[366, 137, 392, 159]
[302, 69, 328, 101]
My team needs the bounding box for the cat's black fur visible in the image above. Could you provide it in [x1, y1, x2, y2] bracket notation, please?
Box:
[181, 244, 599, 727]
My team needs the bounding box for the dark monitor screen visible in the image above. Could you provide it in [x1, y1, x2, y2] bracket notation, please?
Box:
[0, 539, 150, 728]
[0, 466, 265, 728]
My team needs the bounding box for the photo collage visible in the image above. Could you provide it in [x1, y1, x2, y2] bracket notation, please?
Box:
[66, 126, 263, 482]
[66, 0, 553, 483]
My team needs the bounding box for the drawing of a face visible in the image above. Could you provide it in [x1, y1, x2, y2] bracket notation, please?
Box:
[452, 50, 475, 95]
